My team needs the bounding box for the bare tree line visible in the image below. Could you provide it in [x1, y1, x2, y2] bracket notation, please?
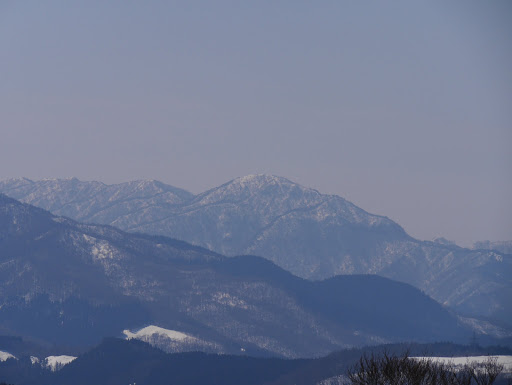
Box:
[348, 351, 508, 385]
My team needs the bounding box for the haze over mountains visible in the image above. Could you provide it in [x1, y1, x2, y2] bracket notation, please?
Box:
[1, 175, 510, 327]
[0, 193, 476, 358]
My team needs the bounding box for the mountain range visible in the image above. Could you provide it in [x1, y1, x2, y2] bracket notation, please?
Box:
[0, 193, 478, 357]
[1, 175, 510, 326]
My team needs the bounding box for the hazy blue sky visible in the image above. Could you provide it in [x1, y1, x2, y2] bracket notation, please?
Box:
[1, 1, 511, 246]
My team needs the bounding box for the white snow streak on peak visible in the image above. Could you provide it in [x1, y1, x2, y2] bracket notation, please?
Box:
[0, 350, 16, 361]
[44, 355, 76, 371]
[123, 325, 193, 341]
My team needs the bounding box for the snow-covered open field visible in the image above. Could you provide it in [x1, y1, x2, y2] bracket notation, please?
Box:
[412, 356, 512, 373]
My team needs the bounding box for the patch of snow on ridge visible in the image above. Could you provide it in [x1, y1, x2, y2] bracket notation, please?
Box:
[122, 325, 225, 354]
[123, 325, 193, 342]
[0, 350, 16, 361]
[44, 355, 76, 371]
[82, 234, 123, 263]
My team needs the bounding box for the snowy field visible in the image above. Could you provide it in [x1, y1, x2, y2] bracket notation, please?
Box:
[412, 356, 512, 373]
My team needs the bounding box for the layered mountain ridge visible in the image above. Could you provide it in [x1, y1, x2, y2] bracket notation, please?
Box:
[0, 194, 477, 357]
[1, 175, 510, 325]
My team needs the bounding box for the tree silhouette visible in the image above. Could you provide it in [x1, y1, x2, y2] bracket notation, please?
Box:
[348, 351, 505, 385]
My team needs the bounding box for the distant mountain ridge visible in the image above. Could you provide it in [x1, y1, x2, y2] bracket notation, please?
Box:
[1, 175, 511, 326]
[0, 177, 193, 226]
[473, 241, 512, 255]
[0, 194, 477, 357]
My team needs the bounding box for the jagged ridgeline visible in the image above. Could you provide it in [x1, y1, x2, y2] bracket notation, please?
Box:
[0, 194, 476, 357]
[1, 175, 511, 327]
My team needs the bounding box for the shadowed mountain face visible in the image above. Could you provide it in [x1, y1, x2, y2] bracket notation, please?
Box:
[0, 194, 472, 357]
[1, 176, 511, 325]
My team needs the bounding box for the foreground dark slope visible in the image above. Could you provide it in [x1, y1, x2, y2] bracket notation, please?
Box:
[1, 176, 510, 326]
[0, 194, 471, 357]
[2, 338, 511, 385]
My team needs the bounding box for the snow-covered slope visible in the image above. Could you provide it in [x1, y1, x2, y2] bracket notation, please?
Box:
[124, 325, 191, 341]
[123, 325, 222, 353]
[146, 175, 405, 269]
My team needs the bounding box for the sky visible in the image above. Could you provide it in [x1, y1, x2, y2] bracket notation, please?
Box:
[1, 1, 511, 246]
